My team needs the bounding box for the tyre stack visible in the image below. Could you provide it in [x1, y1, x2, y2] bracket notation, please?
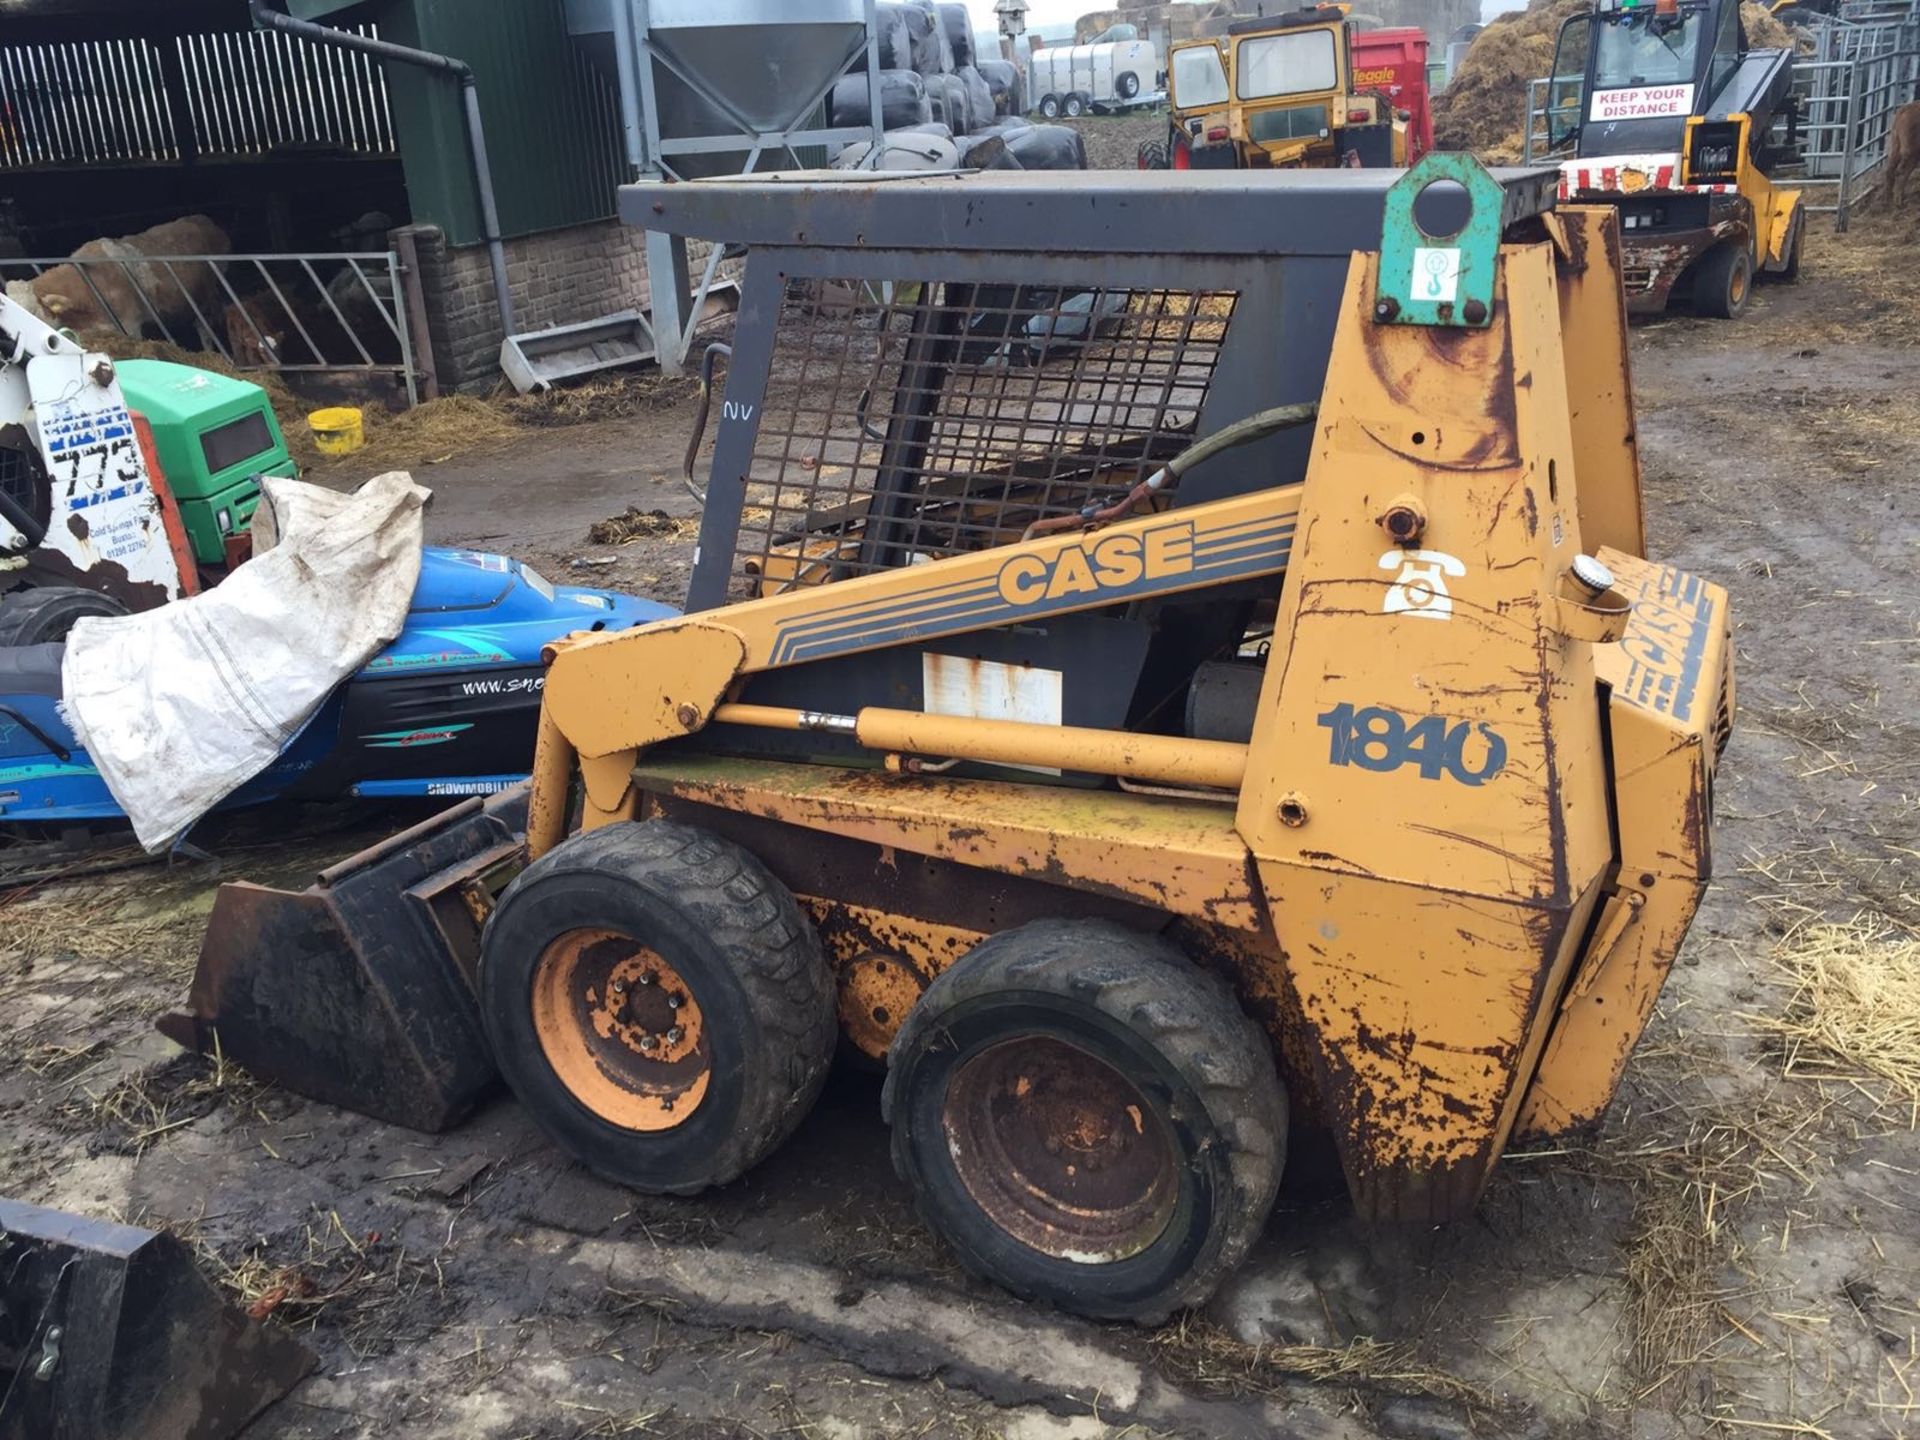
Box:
[828, 0, 1084, 175]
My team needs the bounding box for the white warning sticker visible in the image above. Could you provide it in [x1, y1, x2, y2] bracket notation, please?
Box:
[1410, 247, 1461, 305]
[1589, 84, 1694, 123]
[923, 654, 1064, 776]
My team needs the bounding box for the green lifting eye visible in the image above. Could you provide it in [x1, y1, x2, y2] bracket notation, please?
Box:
[1375, 150, 1510, 329]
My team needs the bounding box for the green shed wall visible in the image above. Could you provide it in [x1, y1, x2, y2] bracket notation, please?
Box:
[300, 0, 630, 245]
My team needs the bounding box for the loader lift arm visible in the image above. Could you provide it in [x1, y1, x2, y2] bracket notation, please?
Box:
[531, 466, 1310, 853]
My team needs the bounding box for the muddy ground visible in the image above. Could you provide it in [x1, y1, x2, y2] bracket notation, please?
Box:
[4, 209, 1919, 1440]
[1061, 112, 1167, 171]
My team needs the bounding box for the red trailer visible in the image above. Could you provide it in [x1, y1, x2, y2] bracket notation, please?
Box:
[1351, 27, 1433, 163]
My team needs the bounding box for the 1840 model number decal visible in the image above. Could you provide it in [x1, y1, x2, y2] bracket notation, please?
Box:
[1316, 704, 1508, 786]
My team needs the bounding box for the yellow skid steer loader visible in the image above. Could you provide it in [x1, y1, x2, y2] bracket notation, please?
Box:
[164, 156, 1734, 1323]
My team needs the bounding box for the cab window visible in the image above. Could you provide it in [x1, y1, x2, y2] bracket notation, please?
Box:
[1249, 104, 1331, 143]
[1171, 45, 1228, 108]
[1707, 0, 1740, 99]
[1236, 29, 1337, 101]
[1593, 9, 1703, 88]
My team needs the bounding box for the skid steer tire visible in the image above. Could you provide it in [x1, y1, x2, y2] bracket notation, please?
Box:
[479, 820, 837, 1194]
[0, 585, 129, 645]
[883, 919, 1286, 1324]
[1694, 241, 1753, 319]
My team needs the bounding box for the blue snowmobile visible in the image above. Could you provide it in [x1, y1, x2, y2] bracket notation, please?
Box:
[0, 547, 673, 828]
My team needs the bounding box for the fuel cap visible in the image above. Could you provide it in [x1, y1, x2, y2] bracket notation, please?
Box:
[1571, 553, 1616, 595]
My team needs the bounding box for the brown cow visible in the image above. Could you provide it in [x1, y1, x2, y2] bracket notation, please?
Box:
[1887, 100, 1920, 207]
[224, 293, 287, 368]
[221, 287, 381, 370]
[31, 215, 230, 338]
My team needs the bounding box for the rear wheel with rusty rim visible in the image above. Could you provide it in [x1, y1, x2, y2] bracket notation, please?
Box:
[883, 919, 1286, 1323]
[480, 820, 837, 1194]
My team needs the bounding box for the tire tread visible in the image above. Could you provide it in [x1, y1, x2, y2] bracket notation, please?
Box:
[0, 585, 130, 646]
[483, 820, 837, 1195]
[882, 918, 1286, 1323]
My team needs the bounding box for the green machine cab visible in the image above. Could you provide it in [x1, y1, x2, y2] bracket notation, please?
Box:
[115, 359, 290, 567]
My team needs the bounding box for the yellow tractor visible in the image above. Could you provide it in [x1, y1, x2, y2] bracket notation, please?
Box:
[166, 156, 1734, 1322]
[1141, 4, 1426, 171]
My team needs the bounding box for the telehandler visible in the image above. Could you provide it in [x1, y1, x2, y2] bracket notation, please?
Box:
[165, 156, 1735, 1322]
[1538, 0, 1805, 316]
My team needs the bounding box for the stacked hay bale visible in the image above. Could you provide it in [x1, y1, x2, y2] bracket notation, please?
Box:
[1074, 4, 1235, 46]
[1431, 0, 1585, 162]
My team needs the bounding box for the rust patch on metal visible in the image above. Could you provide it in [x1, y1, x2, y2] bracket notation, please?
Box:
[803, 897, 975, 1059]
[530, 929, 711, 1132]
[943, 1034, 1178, 1262]
[1556, 208, 1594, 274]
[634, 756, 1261, 931]
[1358, 311, 1521, 472]
[23, 546, 170, 612]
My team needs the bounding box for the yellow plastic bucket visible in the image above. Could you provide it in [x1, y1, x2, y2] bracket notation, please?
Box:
[308, 406, 365, 457]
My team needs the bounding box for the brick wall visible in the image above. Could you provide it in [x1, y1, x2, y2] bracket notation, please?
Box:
[398, 218, 657, 393]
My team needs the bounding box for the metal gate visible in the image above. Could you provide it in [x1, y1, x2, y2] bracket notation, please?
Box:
[1792, 2, 1920, 226]
[1521, 74, 1579, 165]
[2, 250, 418, 405]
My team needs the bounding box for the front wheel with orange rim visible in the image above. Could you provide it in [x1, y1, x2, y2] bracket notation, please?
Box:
[883, 919, 1288, 1324]
[479, 820, 837, 1194]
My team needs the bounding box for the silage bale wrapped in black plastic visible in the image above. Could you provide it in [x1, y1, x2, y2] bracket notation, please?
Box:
[975, 58, 1016, 116]
[870, 2, 913, 71]
[832, 128, 961, 172]
[937, 3, 975, 68]
[925, 72, 968, 133]
[954, 132, 1020, 170]
[955, 66, 994, 134]
[830, 69, 932, 131]
[1003, 122, 1087, 171]
[901, 0, 954, 76]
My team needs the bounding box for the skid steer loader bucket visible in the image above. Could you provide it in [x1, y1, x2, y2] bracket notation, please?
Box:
[157, 786, 529, 1131]
[0, 1197, 313, 1440]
